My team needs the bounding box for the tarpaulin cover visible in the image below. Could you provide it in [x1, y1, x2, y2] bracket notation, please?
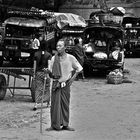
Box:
[4, 17, 46, 27]
[110, 7, 126, 16]
[54, 12, 87, 29]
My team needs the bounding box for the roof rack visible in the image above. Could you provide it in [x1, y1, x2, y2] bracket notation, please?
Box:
[7, 7, 54, 19]
[88, 12, 123, 28]
[7, 7, 56, 25]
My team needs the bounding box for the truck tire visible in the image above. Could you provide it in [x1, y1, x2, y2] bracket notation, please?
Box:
[0, 74, 6, 100]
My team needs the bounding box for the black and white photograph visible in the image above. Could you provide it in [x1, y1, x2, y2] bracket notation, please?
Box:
[0, 0, 140, 140]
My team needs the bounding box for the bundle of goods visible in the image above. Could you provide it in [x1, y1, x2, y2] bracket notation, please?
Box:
[110, 7, 125, 16]
[93, 52, 107, 59]
[99, 13, 114, 23]
[109, 7, 125, 24]
[107, 69, 123, 84]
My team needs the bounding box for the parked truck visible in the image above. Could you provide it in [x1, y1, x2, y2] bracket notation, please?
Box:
[0, 7, 56, 67]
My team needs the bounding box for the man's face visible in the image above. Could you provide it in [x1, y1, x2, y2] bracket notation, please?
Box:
[56, 40, 66, 54]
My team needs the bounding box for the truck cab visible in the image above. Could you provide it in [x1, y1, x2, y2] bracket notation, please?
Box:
[83, 11, 125, 76]
[0, 8, 56, 67]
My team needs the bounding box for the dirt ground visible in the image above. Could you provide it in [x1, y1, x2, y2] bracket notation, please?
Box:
[0, 58, 140, 140]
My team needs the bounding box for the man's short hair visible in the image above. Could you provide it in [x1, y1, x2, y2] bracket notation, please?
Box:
[58, 38, 67, 47]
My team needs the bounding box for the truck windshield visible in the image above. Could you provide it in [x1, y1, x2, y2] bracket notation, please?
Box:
[5, 24, 40, 38]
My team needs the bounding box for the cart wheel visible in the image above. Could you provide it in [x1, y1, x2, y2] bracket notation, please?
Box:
[0, 74, 6, 100]
[31, 78, 36, 102]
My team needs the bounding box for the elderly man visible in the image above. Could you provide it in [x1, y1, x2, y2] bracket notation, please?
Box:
[46, 38, 83, 131]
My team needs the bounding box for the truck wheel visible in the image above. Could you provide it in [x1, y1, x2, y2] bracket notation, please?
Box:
[31, 78, 36, 102]
[0, 57, 3, 66]
[0, 74, 6, 100]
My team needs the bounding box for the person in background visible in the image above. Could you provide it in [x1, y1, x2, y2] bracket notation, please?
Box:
[33, 35, 52, 111]
[33, 33, 41, 70]
[72, 38, 85, 79]
[39, 35, 52, 69]
[46, 38, 83, 131]
[32, 33, 40, 50]
[73, 38, 85, 66]
[87, 38, 96, 53]
[109, 41, 122, 60]
[34, 34, 52, 70]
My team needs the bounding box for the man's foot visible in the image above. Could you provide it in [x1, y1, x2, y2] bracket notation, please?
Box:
[46, 127, 61, 131]
[45, 127, 54, 131]
[33, 103, 38, 111]
[62, 126, 75, 131]
[33, 106, 37, 111]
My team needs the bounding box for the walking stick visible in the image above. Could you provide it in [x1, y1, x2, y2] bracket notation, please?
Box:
[40, 69, 48, 133]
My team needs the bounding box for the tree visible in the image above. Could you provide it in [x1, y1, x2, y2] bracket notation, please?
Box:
[1, 0, 54, 10]
[54, 0, 67, 11]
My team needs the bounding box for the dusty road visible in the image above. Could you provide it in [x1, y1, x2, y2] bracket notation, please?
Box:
[0, 58, 140, 140]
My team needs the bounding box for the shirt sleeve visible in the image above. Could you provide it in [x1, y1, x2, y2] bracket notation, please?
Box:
[71, 55, 83, 72]
[48, 56, 55, 72]
[37, 39, 40, 47]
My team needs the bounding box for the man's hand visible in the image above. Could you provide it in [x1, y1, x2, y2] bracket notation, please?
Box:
[43, 68, 51, 74]
[68, 72, 79, 86]
[43, 68, 54, 78]
[68, 77, 75, 86]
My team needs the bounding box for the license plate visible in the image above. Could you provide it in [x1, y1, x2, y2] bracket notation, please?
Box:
[21, 52, 30, 57]
[6, 45, 18, 50]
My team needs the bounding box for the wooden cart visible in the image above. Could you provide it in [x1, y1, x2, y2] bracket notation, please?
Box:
[0, 60, 37, 101]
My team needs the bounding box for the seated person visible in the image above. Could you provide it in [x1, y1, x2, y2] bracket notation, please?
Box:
[31, 34, 40, 49]
[88, 38, 96, 53]
[109, 43, 121, 60]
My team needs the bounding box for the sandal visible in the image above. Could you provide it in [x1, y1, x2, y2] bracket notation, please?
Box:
[46, 127, 61, 131]
[45, 127, 54, 131]
[62, 126, 75, 131]
[33, 107, 37, 111]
